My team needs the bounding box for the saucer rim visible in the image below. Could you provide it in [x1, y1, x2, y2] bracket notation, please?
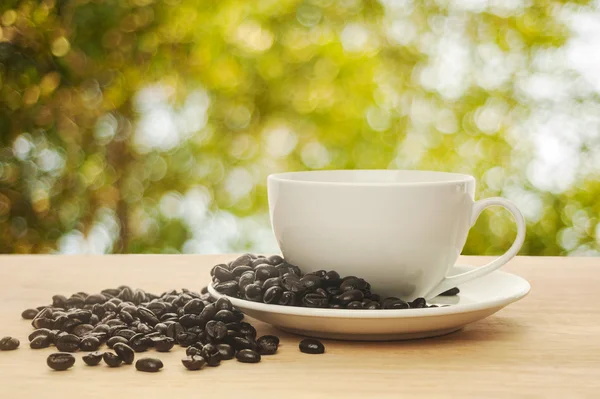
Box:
[207, 265, 531, 319]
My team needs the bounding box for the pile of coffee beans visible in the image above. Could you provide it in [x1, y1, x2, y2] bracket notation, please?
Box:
[212, 254, 459, 310]
[16, 284, 281, 371]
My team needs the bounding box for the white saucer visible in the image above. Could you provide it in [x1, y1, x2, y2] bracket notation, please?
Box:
[208, 265, 530, 341]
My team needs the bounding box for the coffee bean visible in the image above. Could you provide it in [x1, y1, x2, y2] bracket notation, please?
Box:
[47, 352, 75, 371]
[230, 254, 253, 268]
[206, 320, 227, 340]
[137, 307, 159, 326]
[267, 255, 284, 265]
[386, 299, 409, 309]
[136, 358, 163, 372]
[302, 293, 329, 308]
[214, 266, 235, 282]
[213, 310, 236, 323]
[21, 308, 39, 320]
[299, 339, 325, 354]
[214, 281, 238, 297]
[255, 265, 278, 280]
[217, 344, 234, 360]
[107, 336, 128, 349]
[244, 284, 263, 301]
[230, 336, 257, 351]
[183, 299, 205, 315]
[323, 271, 340, 287]
[182, 355, 207, 370]
[176, 332, 197, 347]
[278, 291, 297, 306]
[30, 335, 50, 349]
[179, 314, 202, 328]
[72, 324, 94, 337]
[84, 294, 106, 305]
[215, 297, 232, 311]
[300, 275, 322, 291]
[56, 334, 80, 352]
[82, 351, 104, 366]
[411, 297, 427, 308]
[32, 317, 54, 330]
[439, 287, 460, 296]
[231, 266, 253, 277]
[236, 349, 261, 363]
[113, 343, 135, 364]
[238, 272, 255, 292]
[153, 337, 175, 352]
[201, 344, 221, 367]
[28, 328, 51, 342]
[52, 295, 68, 308]
[186, 346, 202, 357]
[166, 322, 184, 340]
[263, 286, 283, 304]
[347, 301, 363, 309]
[257, 335, 279, 355]
[337, 289, 364, 305]
[103, 352, 123, 367]
[129, 334, 152, 352]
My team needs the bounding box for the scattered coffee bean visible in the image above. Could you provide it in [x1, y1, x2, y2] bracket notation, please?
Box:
[56, 334, 80, 352]
[201, 344, 221, 367]
[236, 349, 261, 363]
[153, 337, 175, 352]
[30, 335, 50, 349]
[182, 355, 206, 370]
[135, 358, 163, 372]
[299, 339, 325, 354]
[82, 351, 104, 366]
[103, 352, 123, 367]
[21, 309, 39, 320]
[113, 343, 135, 364]
[47, 352, 75, 371]
[257, 335, 278, 355]
[80, 336, 101, 352]
[217, 344, 234, 360]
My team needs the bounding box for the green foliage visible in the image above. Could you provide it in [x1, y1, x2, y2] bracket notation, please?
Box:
[0, 0, 598, 255]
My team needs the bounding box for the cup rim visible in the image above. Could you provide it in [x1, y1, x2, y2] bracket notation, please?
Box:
[268, 169, 475, 187]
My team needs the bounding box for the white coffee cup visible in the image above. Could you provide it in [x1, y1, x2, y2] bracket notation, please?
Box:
[267, 170, 525, 300]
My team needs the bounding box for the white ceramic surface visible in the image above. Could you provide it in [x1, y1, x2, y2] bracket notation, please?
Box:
[208, 265, 530, 341]
[268, 170, 526, 300]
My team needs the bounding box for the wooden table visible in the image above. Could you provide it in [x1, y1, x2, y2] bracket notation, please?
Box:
[0, 255, 598, 398]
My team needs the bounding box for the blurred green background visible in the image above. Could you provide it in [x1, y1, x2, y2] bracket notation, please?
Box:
[1, 0, 600, 255]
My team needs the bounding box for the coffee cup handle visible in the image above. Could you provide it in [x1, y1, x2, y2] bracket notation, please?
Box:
[425, 197, 526, 299]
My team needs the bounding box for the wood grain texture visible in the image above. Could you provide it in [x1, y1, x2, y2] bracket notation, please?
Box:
[0, 255, 598, 399]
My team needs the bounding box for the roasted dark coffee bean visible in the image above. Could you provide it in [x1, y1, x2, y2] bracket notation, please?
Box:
[47, 353, 75, 371]
[32, 317, 54, 330]
[107, 336, 128, 349]
[186, 346, 203, 357]
[267, 255, 284, 265]
[340, 277, 368, 292]
[303, 293, 329, 308]
[299, 339, 325, 354]
[263, 277, 282, 291]
[315, 288, 328, 297]
[238, 272, 255, 291]
[82, 351, 104, 366]
[236, 349, 261, 363]
[347, 301, 363, 309]
[255, 265, 278, 280]
[370, 294, 381, 302]
[439, 287, 460, 296]
[103, 352, 123, 367]
[214, 281, 239, 296]
[231, 254, 253, 268]
[166, 322, 185, 339]
[364, 301, 381, 310]
[179, 314, 202, 328]
[239, 322, 257, 339]
[118, 287, 134, 302]
[214, 265, 235, 282]
[300, 274, 322, 291]
[215, 297, 232, 311]
[154, 323, 168, 335]
[80, 336, 101, 352]
[28, 328, 51, 342]
[217, 344, 234, 360]
[52, 294, 68, 308]
[213, 310, 236, 323]
[387, 299, 410, 309]
[257, 335, 278, 355]
[411, 297, 427, 308]
[263, 286, 283, 304]
[30, 335, 50, 349]
[137, 307, 159, 326]
[56, 334, 80, 352]
[232, 309, 245, 322]
[201, 344, 221, 367]
[198, 303, 217, 325]
[230, 336, 257, 351]
[129, 334, 151, 352]
[113, 343, 135, 364]
[176, 332, 197, 347]
[136, 323, 153, 334]
[160, 312, 179, 322]
[182, 355, 206, 370]
[62, 318, 83, 333]
[251, 258, 268, 268]
[153, 337, 175, 352]
[326, 287, 342, 296]
[68, 309, 91, 322]
[337, 289, 364, 305]
[103, 302, 118, 313]
[323, 270, 341, 286]
[84, 294, 106, 305]
[132, 289, 146, 305]
[206, 320, 227, 340]
[183, 299, 205, 315]
[244, 284, 263, 302]
[72, 324, 94, 337]
[282, 275, 304, 293]
[231, 265, 253, 277]
[278, 291, 296, 306]
[21, 308, 39, 320]
[118, 310, 134, 325]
